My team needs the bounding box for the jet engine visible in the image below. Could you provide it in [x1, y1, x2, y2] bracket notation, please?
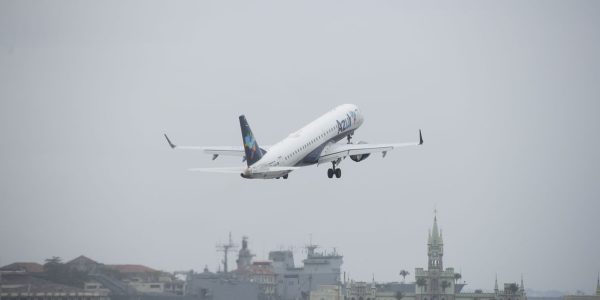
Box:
[350, 141, 370, 162]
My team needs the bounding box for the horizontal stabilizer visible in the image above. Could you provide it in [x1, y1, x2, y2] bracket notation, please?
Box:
[188, 166, 300, 174]
[164, 133, 271, 157]
[188, 167, 245, 173]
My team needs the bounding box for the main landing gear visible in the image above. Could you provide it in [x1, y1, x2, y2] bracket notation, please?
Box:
[276, 174, 289, 180]
[327, 162, 342, 179]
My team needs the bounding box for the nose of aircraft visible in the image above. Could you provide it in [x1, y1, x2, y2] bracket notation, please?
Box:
[354, 106, 364, 126]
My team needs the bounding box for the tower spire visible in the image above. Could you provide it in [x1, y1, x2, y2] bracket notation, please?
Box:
[427, 211, 444, 270]
[428, 229, 432, 244]
[494, 274, 499, 293]
[431, 211, 442, 244]
[520, 274, 525, 292]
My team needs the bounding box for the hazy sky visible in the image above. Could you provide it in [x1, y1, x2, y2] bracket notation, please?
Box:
[1, 0, 599, 295]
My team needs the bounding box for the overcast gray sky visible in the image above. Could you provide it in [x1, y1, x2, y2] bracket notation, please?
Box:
[1, 0, 599, 295]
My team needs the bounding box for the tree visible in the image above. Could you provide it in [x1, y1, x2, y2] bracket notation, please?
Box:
[416, 277, 427, 293]
[399, 270, 410, 283]
[508, 283, 519, 294]
[44, 256, 63, 265]
[453, 273, 462, 284]
[442, 281, 451, 293]
[395, 291, 404, 300]
[42, 256, 88, 288]
[43, 256, 64, 278]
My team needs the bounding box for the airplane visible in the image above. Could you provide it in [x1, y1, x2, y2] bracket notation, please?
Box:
[164, 104, 423, 179]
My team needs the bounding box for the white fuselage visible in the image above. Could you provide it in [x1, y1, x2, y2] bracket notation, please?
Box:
[242, 104, 364, 179]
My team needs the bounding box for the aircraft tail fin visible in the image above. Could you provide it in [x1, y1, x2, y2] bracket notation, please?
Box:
[239, 115, 265, 166]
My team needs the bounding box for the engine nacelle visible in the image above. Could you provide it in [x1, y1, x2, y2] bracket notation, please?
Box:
[350, 141, 370, 162]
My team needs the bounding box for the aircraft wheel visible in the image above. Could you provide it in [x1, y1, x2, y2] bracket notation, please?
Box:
[283, 174, 288, 179]
[335, 168, 342, 178]
[327, 168, 334, 178]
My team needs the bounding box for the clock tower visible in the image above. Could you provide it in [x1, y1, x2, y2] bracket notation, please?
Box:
[416, 212, 456, 300]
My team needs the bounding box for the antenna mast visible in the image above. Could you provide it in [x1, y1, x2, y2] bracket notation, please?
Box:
[216, 232, 238, 273]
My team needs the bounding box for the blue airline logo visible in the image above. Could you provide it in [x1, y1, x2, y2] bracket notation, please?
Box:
[244, 134, 257, 158]
[336, 110, 358, 134]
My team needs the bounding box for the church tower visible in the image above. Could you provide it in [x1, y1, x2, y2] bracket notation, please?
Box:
[494, 274, 499, 294]
[415, 212, 456, 300]
[596, 273, 599, 296]
[428, 213, 444, 271]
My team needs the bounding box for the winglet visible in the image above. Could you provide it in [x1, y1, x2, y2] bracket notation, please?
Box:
[164, 134, 176, 149]
[418, 129, 423, 145]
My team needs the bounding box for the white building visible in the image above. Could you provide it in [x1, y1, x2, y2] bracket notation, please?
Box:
[310, 285, 343, 300]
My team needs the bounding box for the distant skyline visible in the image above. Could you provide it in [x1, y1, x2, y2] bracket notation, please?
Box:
[1, 0, 599, 295]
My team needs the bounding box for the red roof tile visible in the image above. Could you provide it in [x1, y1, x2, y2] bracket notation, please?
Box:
[0, 262, 44, 273]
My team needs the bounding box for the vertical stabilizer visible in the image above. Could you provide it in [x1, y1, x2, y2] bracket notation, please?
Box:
[239, 115, 265, 166]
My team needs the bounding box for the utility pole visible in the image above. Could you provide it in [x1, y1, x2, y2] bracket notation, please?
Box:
[216, 232, 238, 273]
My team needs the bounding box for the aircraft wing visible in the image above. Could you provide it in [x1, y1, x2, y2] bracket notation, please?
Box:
[164, 134, 269, 159]
[318, 130, 423, 163]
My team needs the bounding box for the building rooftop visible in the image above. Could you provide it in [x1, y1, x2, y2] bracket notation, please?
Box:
[107, 264, 159, 274]
[66, 255, 99, 265]
[0, 262, 44, 273]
